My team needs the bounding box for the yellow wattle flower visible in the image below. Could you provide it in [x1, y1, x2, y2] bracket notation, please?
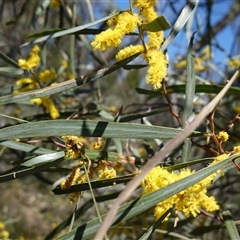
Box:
[31, 97, 60, 119]
[39, 69, 57, 82]
[18, 45, 40, 70]
[145, 49, 168, 89]
[142, 166, 219, 221]
[216, 131, 229, 142]
[115, 44, 144, 61]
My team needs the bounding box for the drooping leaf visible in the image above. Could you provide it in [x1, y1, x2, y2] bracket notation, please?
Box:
[22, 12, 120, 46]
[52, 174, 135, 194]
[221, 210, 240, 240]
[136, 84, 240, 99]
[0, 52, 141, 105]
[142, 15, 171, 32]
[0, 67, 24, 75]
[0, 51, 19, 68]
[0, 119, 193, 140]
[160, 0, 199, 51]
[180, 32, 196, 162]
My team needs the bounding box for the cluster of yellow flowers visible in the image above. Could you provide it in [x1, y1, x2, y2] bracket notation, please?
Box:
[18, 45, 40, 70]
[216, 131, 229, 142]
[61, 136, 125, 203]
[62, 136, 85, 160]
[228, 59, 240, 68]
[91, 0, 168, 89]
[142, 144, 240, 221]
[0, 222, 10, 240]
[60, 136, 90, 202]
[175, 46, 212, 72]
[16, 45, 60, 119]
[96, 160, 124, 180]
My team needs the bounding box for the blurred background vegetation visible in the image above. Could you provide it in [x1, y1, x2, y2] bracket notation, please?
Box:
[0, 0, 240, 239]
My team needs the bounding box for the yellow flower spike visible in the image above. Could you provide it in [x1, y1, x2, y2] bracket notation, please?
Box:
[210, 153, 228, 165]
[140, 6, 158, 21]
[60, 178, 68, 189]
[113, 161, 124, 173]
[133, 0, 157, 9]
[216, 131, 229, 142]
[228, 59, 240, 68]
[14, 78, 38, 93]
[33, 97, 60, 119]
[97, 161, 117, 180]
[69, 192, 81, 204]
[94, 137, 104, 150]
[233, 145, 240, 152]
[16, 78, 34, 85]
[0, 221, 5, 230]
[62, 136, 85, 160]
[145, 49, 168, 89]
[30, 45, 40, 54]
[154, 203, 172, 221]
[39, 69, 57, 82]
[114, 11, 139, 33]
[99, 166, 117, 180]
[60, 165, 80, 189]
[198, 45, 212, 61]
[30, 98, 43, 105]
[61, 59, 68, 68]
[142, 166, 220, 221]
[18, 45, 40, 70]
[115, 44, 144, 61]
[148, 31, 164, 49]
[1, 230, 10, 239]
[91, 28, 122, 51]
[175, 59, 187, 69]
[194, 57, 207, 72]
[91, 11, 138, 51]
[107, 14, 119, 27]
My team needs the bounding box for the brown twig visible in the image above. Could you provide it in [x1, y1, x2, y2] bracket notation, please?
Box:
[162, 80, 182, 126]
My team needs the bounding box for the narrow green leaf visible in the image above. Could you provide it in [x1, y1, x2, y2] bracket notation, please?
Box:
[27, 28, 130, 39]
[142, 15, 171, 32]
[181, 139, 192, 163]
[0, 140, 55, 155]
[22, 12, 119, 46]
[181, 33, 196, 162]
[136, 84, 240, 99]
[181, 33, 196, 127]
[166, 157, 214, 171]
[0, 52, 140, 105]
[0, 51, 19, 68]
[160, 0, 199, 51]
[138, 208, 172, 240]
[221, 210, 240, 240]
[21, 149, 119, 168]
[120, 109, 168, 122]
[0, 67, 24, 75]
[123, 64, 147, 70]
[27, 29, 66, 39]
[0, 120, 191, 140]
[52, 174, 135, 194]
[31, 0, 50, 29]
[21, 152, 64, 167]
[55, 156, 233, 240]
[0, 158, 63, 183]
